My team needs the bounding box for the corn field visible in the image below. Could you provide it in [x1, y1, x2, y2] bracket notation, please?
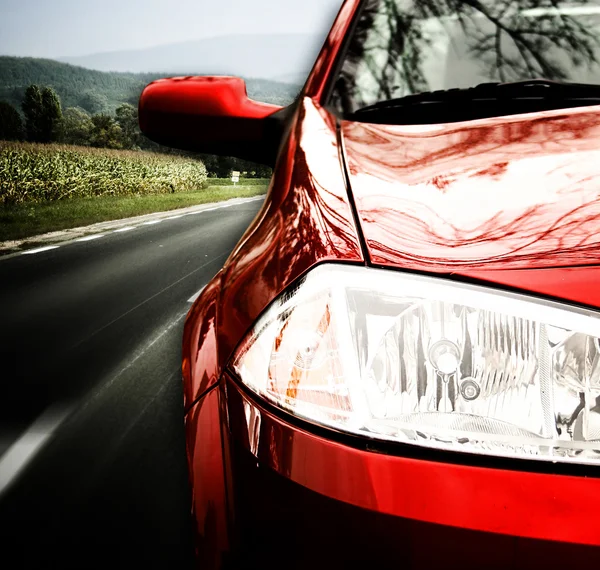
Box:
[0, 141, 208, 206]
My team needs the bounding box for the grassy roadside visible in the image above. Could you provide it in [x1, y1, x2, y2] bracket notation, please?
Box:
[0, 182, 268, 243]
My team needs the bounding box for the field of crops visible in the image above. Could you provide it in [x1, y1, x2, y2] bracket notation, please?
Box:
[0, 141, 208, 206]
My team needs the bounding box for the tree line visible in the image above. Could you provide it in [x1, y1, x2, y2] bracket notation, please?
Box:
[0, 85, 144, 149]
[0, 84, 272, 178]
[0, 56, 300, 114]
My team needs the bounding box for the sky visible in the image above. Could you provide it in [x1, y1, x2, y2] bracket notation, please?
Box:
[0, 0, 344, 58]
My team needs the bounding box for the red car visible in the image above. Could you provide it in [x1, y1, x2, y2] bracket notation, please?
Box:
[139, 0, 600, 567]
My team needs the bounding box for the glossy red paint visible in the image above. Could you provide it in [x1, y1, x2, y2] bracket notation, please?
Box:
[460, 266, 600, 311]
[139, 76, 281, 120]
[180, 2, 366, 558]
[303, 0, 362, 101]
[139, 76, 283, 164]
[184, 385, 229, 567]
[183, 94, 365, 561]
[168, 0, 600, 566]
[228, 439, 600, 569]
[215, 96, 364, 370]
[182, 273, 221, 410]
[185, 373, 600, 570]
[342, 105, 600, 272]
[225, 374, 600, 547]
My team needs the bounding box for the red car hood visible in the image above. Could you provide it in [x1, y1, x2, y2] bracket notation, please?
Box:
[341, 105, 600, 308]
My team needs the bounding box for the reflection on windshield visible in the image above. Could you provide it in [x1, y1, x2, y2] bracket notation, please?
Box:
[332, 0, 600, 113]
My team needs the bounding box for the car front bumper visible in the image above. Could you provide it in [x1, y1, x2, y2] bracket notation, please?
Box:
[185, 372, 600, 569]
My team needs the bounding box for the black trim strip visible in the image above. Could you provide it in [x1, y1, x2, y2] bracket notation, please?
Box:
[337, 119, 371, 264]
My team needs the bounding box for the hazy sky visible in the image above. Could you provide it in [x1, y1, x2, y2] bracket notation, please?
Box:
[0, 0, 344, 57]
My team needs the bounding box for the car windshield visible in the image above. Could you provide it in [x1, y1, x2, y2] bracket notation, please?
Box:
[331, 0, 600, 117]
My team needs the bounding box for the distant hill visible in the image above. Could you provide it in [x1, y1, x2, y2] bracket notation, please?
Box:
[59, 34, 321, 80]
[0, 56, 302, 115]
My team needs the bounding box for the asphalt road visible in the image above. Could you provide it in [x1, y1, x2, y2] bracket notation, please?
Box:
[0, 197, 263, 569]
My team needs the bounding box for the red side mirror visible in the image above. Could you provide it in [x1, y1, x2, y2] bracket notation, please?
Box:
[139, 76, 288, 165]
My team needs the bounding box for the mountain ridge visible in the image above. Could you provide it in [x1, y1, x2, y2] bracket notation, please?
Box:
[58, 33, 321, 80]
[0, 55, 301, 114]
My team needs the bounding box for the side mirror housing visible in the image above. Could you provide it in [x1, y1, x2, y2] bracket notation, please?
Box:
[139, 76, 289, 166]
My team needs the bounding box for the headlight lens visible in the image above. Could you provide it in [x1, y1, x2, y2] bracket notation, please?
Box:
[231, 264, 600, 465]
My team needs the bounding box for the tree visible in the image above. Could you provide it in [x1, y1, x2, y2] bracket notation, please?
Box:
[214, 156, 236, 178]
[115, 103, 140, 149]
[333, 0, 600, 112]
[0, 101, 24, 141]
[39, 87, 62, 142]
[197, 154, 272, 178]
[21, 84, 44, 141]
[60, 106, 93, 146]
[78, 91, 109, 115]
[89, 114, 123, 149]
[21, 84, 62, 143]
[236, 158, 272, 178]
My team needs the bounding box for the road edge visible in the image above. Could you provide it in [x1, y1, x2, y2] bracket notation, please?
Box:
[0, 195, 266, 258]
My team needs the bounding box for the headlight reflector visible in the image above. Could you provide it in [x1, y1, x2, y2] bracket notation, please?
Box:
[231, 265, 600, 465]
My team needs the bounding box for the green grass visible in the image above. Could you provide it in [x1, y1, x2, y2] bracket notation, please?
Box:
[0, 140, 269, 244]
[0, 183, 268, 243]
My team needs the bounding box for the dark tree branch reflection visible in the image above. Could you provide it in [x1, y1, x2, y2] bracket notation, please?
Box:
[333, 0, 600, 112]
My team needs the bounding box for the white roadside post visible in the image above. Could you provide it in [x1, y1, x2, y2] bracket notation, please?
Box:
[231, 171, 240, 186]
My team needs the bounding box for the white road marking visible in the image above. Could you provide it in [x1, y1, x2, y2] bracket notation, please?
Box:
[114, 226, 135, 233]
[22, 246, 59, 255]
[0, 405, 72, 497]
[165, 214, 183, 220]
[77, 234, 105, 242]
[187, 285, 206, 303]
[97, 310, 189, 398]
[142, 220, 162, 226]
[67, 253, 227, 352]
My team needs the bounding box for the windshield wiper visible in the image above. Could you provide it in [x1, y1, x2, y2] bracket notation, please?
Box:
[351, 79, 600, 117]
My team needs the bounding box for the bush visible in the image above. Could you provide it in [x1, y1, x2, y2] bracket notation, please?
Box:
[206, 178, 271, 186]
[0, 141, 208, 206]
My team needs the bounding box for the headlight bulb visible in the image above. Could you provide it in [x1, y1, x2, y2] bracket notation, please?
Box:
[429, 340, 461, 412]
[460, 377, 481, 401]
[429, 340, 461, 375]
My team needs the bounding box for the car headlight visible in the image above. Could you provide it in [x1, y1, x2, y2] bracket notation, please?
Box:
[231, 264, 600, 465]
